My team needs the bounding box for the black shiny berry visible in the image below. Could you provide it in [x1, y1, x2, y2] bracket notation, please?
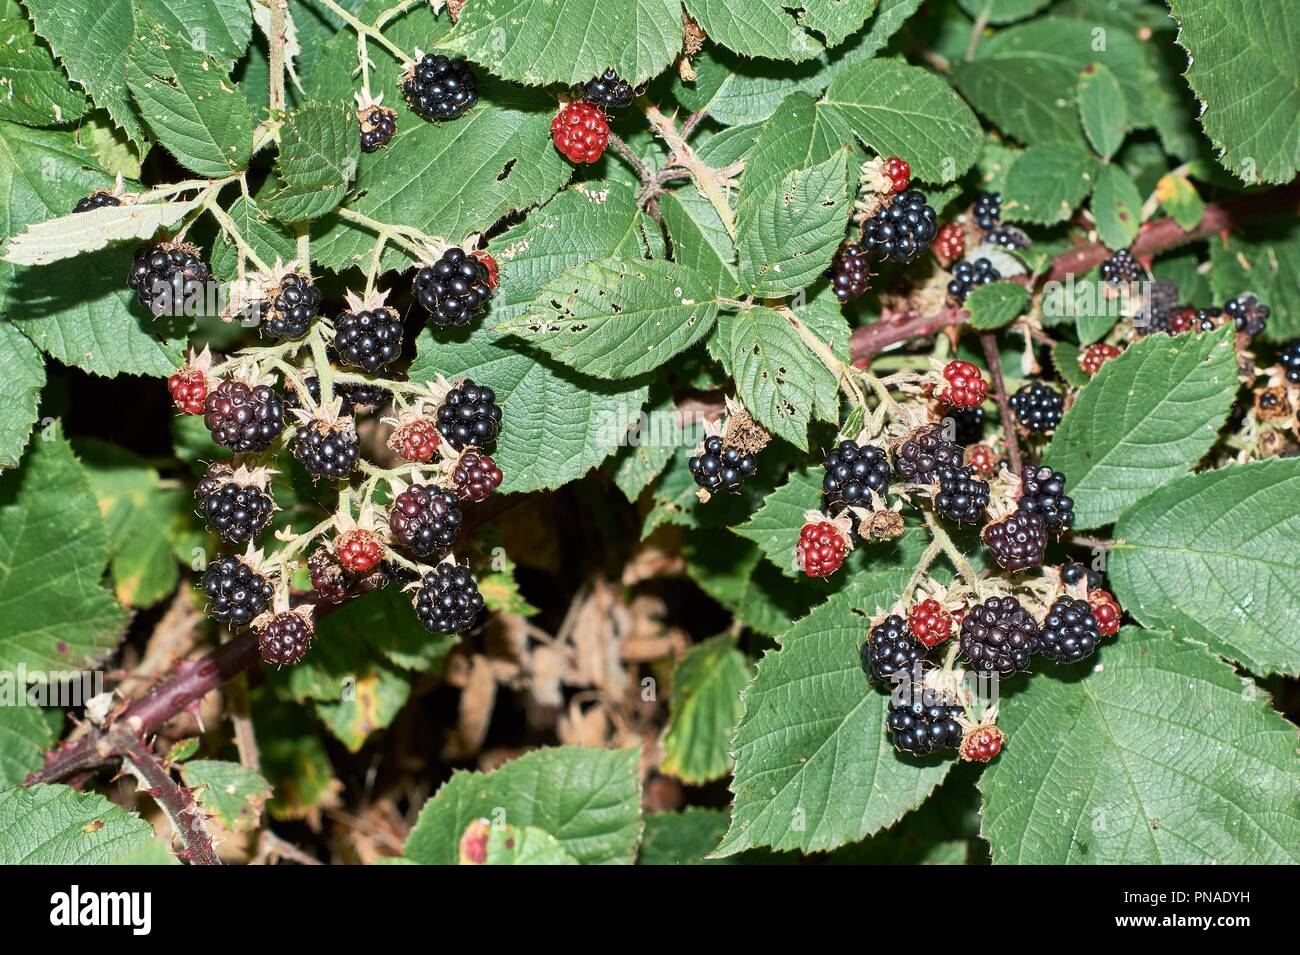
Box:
[256, 612, 313, 666]
[388, 484, 462, 558]
[199, 555, 274, 631]
[204, 381, 285, 453]
[959, 595, 1039, 675]
[436, 379, 501, 450]
[1018, 465, 1074, 533]
[341, 382, 391, 411]
[197, 476, 274, 544]
[689, 435, 756, 494]
[1136, 278, 1180, 336]
[828, 244, 869, 303]
[946, 406, 985, 447]
[414, 248, 492, 327]
[1010, 380, 1064, 433]
[986, 225, 1030, 250]
[333, 307, 403, 373]
[822, 439, 890, 509]
[265, 274, 321, 340]
[359, 106, 396, 151]
[860, 615, 922, 686]
[947, 257, 1000, 305]
[583, 69, 639, 109]
[886, 685, 964, 756]
[861, 190, 937, 263]
[128, 243, 211, 316]
[1224, 293, 1269, 337]
[1062, 560, 1105, 592]
[1280, 340, 1300, 385]
[1037, 596, 1103, 663]
[933, 465, 989, 524]
[1100, 249, 1139, 285]
[73, 191, 121, 213]
[982, 510, 1047, 572]
[894, 427, 962, 484]
[414, 562, 484, 634]
[404, 54, 477, 121]
[293, 420, 359, 481]
[972, 192, 1001, 231]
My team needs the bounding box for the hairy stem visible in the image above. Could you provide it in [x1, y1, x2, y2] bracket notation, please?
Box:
[316, 0, 412, 62]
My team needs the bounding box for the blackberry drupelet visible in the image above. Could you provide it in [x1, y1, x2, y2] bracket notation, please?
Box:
[388, 484, 462, 557]
[199, 555, 274, 631]
[933, 465, 989, 524]
[128, 242, 211, 316]
[861, 190, 937, 263]
[583, 69, 639, 109]
[1018, 465, 1074, 533]
[265, 273, 321, 340]
[959, 595, 1039, 675]
[894, 427, 962, 484]
[689, 436, 757, 494]
[948, 406, 985, 447]
[256, 611, 314, 666]
[293, 420, 360, 481]
[886, 686, 964, 756]
[74, 191, 121, 213]
[972, 191, 1001, 230]
[404, 54, 477, 121]
[1100, 249, 1139, 285]
[947, 257, 1000, 305]
[981, 510, 1047, 572]
[828, 243, 869, 303]
[358, 106, 396, 151]
[413, 247, 492, 327]
[861, 615, 923, 686]
[796, 520, 849, 578]
[1224, 293, 1269, 336]
[822, 440, 890, 508]
[986, 225, 1030, 250]
[197, 476, 274, 544]
[414, 562, 484, 634]
[1009, 380, 1064, 433]
[204, 380, 285, 453]
[1280, 340, 1300, 384]
[1037, 596, 1103, 663]
[436, 379, 502, 450]
[333, 305, 404, 373]
[452, 451, 503, 502]
[1062, 560, 1105, 592]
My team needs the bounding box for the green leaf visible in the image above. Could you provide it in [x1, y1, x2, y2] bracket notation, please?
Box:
[671, 47, 831, 128]
[3, 196, 202, 267]
[822, 58, 983, 183]
[660, 634, 752, 785]
[440, 0, 682, 87]
[0, 17, 88, 127]
[136, 0, 253, 70]
[410, 327, 649, 494]
[1077, 62, 1127, 160]
[1207, 219, 1300, 341]
[737, 149, 852, 297]
[716, 570, 954, 856]
[1090, 163, 1142, 252]
[639, 808, 731, 864]
[1051, 339, 1090, 389]
[24, 0, 142, 143]
[254, 698, 342, 823]
[496, 257, 719, 380]
[1154, 172, 1205, 232]
[483, 824, 579, 865]
[127, 19, 253, 176]
[263, 101, 358, 221]
[208, 195, 296, 282]
[0, 426, 125, 673]
[1043, 328, 1238, 529]
[798, 0, 878, 47]
[1110, 460, 1300, 676]
[1000, 144, 1099, 225]
[1167, 0, 1300, 183]
[404, 745, 643, 865]
[660, 187, 739, 295]
[0, 705, 57, 788]
[0, 784, 152, 863]
[610, 383, 677, 501]
[683, 532, 822, 637]
[718, 307, 836, 450]
[684, 0, 824, 63]
[0, 323, 44, 468]
[180, 759, 271, 832]
[980, 631, 1300, 862]
[956, 0, 1050, 23]
[964, 281, 1029, 330]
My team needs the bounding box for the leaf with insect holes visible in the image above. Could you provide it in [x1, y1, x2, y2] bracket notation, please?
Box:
[496, 257, 719, 380]
[0, 16, 89, 127]
[3, 197, 201, 267]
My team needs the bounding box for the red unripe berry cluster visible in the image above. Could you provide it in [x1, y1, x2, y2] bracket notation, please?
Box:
[168, 367, 208, 415]
[907, 598, 953, 648]
[796, 521, 848, 578]
[390, 418, 440, 463]
[552, 102, 609, 164]
[965, 443, 998, 478]
[1079, 342, 1122, 376]
[884, 156, 910, 194]
[1088, 589, 1122, 636]
[939, 359, 988, 409]
[335, 529, 384, 574]
[472, 250, 499, 291]
[933, 223, 964, 264]
[961, 725, 1005, 763]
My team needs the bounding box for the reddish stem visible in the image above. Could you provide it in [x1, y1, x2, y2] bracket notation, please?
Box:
[980, 332, 1022, 476]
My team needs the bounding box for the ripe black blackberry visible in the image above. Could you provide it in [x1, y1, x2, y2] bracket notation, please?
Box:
[894, 427, 962, 484]
[388, 484, 462, 557]
[1062, 560, 1105, 592]
[285, 376, 353, 416]
[73, 190, 121, 213]
[583, 69, 639, 109]
[1100, 249, 1139, 285]
[1037, 595, 1103, 663]
[959, 595, 1040, 675]
[861, 190, 937, 263]
[886, 685, 964, 756]
[947, 406, 985, 447]
[972, 191, 1001, 230]
[340, 382, 392, 411]
[265, 274, 321, 340]
[1224, 293, 1269, 336]
[199, 555, 274, 631]
[437, 379, 501, 450]
[413, 247, 492, 327]
[358, 106, 396, 151]
[986, 225, 1030, 250]
[822, 440, 889, 509]
[414, 562, 484, 634]
[947, 257, 1000, 305]
[1009, 380, 1064, 433]
[204, 380, 285, 453]
[981, 510, 1047, 572]
[1018, 465, 1074, 533]
[197, 475, 274, 544]
[333, 305, 403, 373]
[128, 242, 211, 315]
[308, 548, 350, 604]
[1280, 340, 1300, 384]
[403, 54, 477, 121]
[860, 615, 922, 686]
[293, 420, 359, 481]
[256, 611, 314, 666]
[1136, 278, 1180, 335]
[828, 243, 869, 303]
[933, 465, 989, 524]
[689, 436, 757, 494]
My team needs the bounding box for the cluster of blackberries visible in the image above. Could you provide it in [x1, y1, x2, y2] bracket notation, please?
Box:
[404, 54, 477, 121]
[947, 257, 1000, 305]
[933, 465, 989, 524]
[1010, 380, 1064, 433]
[828, 243, 869, 303]
[266, 274, 321, 340]
[1100, 249, 1139, 285]
[333, 305, 404, 373]
[437, 379, 502, 450]
[861, 191, 938, 263]
[689, 436, 758, 494]
[414, 248, 492, 327]
[972, 191, 1001, 230]
[292, 419, 359, 481]
[128, 242, 211, 316]
[894, 427, 962, 484]
[196, 467, 274, 544]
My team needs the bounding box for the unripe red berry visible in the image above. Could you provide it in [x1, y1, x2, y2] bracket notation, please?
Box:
[168, 366, 208, 415]
[551, 102, 609, 164]
[965, 443, 998, 478]
[933, 223, 964, 264]
[796, 520, 848, 578]
[471, 250, 499, 290]
[884, 156, 910, 194]
[961, 725, 1005, 763]
[1079, 342, 1122, 376]
[907, 598, 953, 648]
[388, 417, 440, 463]
[939, 359, 988, 409]
[1088, 589, 1122, 636]
[335, 529, 384, 574]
